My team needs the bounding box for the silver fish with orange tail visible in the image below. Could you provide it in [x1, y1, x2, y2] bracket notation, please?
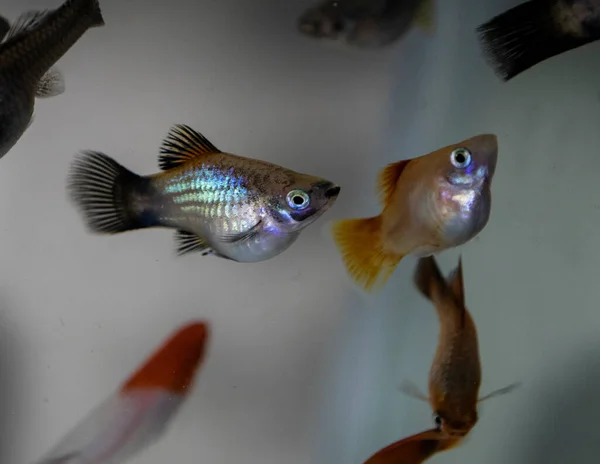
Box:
[297, 0, 435, 48]
[0, 0, 104, 161]
[331, 134, 498, 293]
[67, 124, 341, 263]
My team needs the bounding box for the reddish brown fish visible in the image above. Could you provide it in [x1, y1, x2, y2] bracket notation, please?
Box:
[331, 134, 498, 293]
[412, 256, 519, 437]
[363, 428, 462, 464]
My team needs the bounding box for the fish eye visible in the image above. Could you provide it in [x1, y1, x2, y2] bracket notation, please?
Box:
[286, 189, 310, 210]
[450, 147, 472, 168]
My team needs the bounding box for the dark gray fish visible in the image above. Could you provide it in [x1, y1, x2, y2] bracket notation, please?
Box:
[0, 0, 104, 161]
[477, 0, 600, 81]
[67, 124, 341, 263]
[297, 0, 434, 48]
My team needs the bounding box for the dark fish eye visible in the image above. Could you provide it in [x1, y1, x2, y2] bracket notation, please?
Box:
[450, 147, 472, 168]
[287, 189, 310, 210]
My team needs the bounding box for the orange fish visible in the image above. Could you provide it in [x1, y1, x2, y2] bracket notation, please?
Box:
[408, 256, 518, 437]
[31, 321, 210, 464]
[331, 134, 498, 292]
[363, 428, 462, 464]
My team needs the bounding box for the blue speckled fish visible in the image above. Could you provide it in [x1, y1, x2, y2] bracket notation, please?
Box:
[0, 0, 104, 161]
[67, 124, 341, 262]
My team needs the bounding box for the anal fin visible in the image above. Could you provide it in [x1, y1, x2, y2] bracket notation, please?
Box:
[175, 230, 212, 256]
[36, 67, 65, 98]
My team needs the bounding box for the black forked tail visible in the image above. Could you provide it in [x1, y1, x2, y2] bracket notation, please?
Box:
[67, 151, 155, 234]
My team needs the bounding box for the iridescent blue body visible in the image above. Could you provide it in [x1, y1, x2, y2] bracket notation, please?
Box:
[68, 124, 341, 263]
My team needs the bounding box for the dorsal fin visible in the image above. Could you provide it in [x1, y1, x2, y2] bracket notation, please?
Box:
[3, 10, 49, 43]
[158, 124, 221, 171]
[376, 159, 411, 206]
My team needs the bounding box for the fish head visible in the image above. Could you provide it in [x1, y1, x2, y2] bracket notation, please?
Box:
[434, 409, 478, 437]
[297, 0, 379, 41]
[435, 134, 498, 191]
[265, 171, 341, 233]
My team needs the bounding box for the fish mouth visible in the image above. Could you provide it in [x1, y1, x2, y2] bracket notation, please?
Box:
[325, 185, 341, 198]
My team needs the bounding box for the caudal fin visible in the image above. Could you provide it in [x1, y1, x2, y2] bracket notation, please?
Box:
[413, 256, 446, 301]
[363, 428, 461, 464]
[31, 321, 210, 464]
[67, 151, 155, 234]
[331, 215, 402, 292]
[476, 0, 600, 81]
[75, 0, 105, 28]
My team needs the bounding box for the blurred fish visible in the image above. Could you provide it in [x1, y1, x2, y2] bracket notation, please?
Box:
[0, 0, 104, 161]
[68, 124, 341, 262]
[331, 134, 498, 292]
[297, 0, 435, 48]
[363, 428, 462, 464]
[477, 0, 600, 81]
[408, 256, 519, 437]
[31, 321, 210, 464]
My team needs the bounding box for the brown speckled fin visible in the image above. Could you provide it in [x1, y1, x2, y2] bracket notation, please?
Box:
[377, 159, 411, 207]
[159, 124, 221, 171]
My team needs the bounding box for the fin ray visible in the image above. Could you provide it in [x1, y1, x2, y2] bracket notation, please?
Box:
[331, 216, 401, 292]
[377, 160, 410, 207]
[36, 66, 65, 98]
[475, 0, 598, 81]
[175, 230, 212, 256]
[67, 151, 153, 234]
[159, 124, 221, 171]
[4, 10, 49, 42]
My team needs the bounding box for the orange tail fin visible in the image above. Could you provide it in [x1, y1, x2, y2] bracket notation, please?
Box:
[331, 215, 402, 292]
[121, 321, 210, 395]
[363, 428, 462, 464]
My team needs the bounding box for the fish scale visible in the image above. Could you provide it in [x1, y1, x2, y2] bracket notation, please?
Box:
[68, 124, 341, 262]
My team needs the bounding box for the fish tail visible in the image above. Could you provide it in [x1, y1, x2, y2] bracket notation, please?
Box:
[67, 151, 157, 234]
[67, 0, 105, 28]
[331, 215, 402, 292]
[476, 0, 600, 81]
[413, 256, 446, 302]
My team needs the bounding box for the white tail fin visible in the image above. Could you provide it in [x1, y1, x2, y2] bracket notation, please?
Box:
[32, 321, 210, 464]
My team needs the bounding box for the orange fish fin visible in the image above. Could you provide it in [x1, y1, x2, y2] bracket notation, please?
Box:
[363, 428, 458, 464]
[331, 215, 402, 292]
[158, 124, 222, 171]
[122, 321, 210, 395]
[478, 382, 521, 403]
[377, 159, 411, 207]
[413, 256, 448, 302]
